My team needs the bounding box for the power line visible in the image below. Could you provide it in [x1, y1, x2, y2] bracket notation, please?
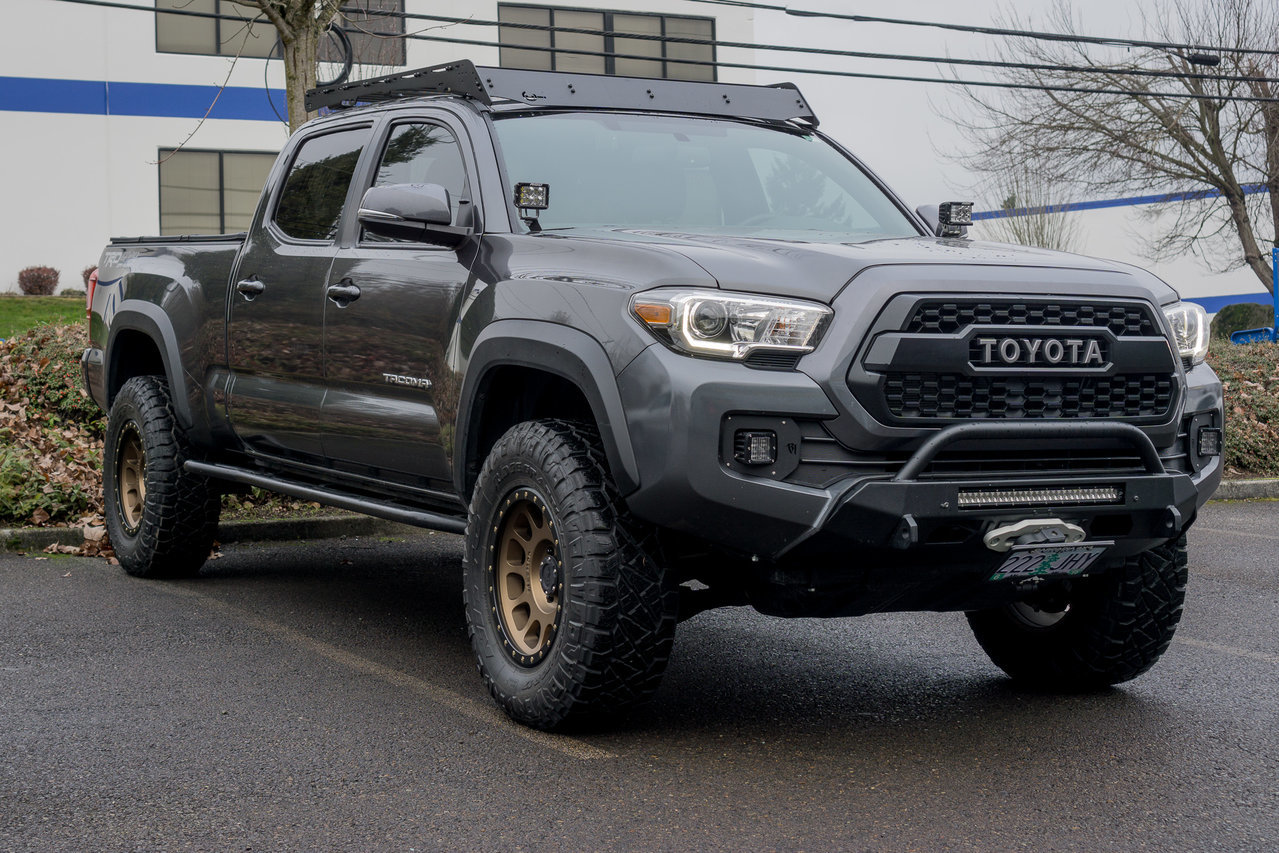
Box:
[44, 0, 1279, 88]
[360, 6, 1279, 88]
[682, 0, 1279, 59]
[36, 0, 1279, 103]
[389, 30, 1279, 104]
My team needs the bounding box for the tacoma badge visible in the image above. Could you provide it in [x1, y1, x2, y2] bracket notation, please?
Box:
[382, 372, 432, 389]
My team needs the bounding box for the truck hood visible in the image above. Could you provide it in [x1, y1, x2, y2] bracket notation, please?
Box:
[541, 228, 1178, 305]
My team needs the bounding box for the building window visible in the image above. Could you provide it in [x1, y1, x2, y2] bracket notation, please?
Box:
[155, 0, 406, 66]
[497, 5, 716, 82]
[158, 149, 276, 235]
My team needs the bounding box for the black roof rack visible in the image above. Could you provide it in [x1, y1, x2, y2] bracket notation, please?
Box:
[305, 60, 819, 126]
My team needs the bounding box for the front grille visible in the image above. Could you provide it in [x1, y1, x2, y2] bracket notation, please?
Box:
[853, 296, 1179, 425]
[907, 300, 1157, 336]
[883, 373, 1175, 420]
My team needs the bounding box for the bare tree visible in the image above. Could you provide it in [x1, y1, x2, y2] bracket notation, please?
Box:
[976, 167, 1083, 252]
[227, 0, 342, 133]
[953, 0, 1279, 291]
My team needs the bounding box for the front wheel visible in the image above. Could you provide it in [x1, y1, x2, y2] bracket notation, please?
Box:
[463, 420, 678, 729]
[103, 376, 220, 578]
[966, 537, 1188, 689]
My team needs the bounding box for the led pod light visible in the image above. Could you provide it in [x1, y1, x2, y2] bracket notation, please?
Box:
[631, 288, 832, 361]
[1162, 301, 1209, 365]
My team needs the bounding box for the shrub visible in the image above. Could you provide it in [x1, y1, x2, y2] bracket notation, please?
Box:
[17, 266, 60, 296]
[1206, 340, 1279, 477]
[1211, 302, 1273, 340]
[0, 442, 96, 524]
[0, 323, 103, 432]
[81, 265, 97, 288]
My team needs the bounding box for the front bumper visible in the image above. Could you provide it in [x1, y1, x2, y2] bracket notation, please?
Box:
[617, 343, 1221, 566]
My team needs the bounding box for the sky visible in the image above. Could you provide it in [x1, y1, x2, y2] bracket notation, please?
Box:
[748, 0, 1153, 207]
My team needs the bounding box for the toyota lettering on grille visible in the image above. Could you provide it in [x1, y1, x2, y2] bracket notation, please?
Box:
[973, 336, 1105, 367]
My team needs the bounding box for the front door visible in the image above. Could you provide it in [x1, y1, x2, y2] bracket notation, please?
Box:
[227, 124, 373, 461]
[322, 119, 478, 489]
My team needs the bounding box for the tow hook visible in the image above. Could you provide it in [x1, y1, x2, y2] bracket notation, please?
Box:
[983, 518, 1086, 553]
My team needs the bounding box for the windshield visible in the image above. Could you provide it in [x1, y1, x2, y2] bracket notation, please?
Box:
[493, 112, 919, 240]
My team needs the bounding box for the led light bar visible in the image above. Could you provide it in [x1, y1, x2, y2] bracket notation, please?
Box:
[957, 485, 1124, 509]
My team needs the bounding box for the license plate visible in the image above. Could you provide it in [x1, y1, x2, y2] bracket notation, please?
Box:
[989, 544, 1110, 582]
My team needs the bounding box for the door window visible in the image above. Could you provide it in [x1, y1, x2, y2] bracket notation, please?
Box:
[364, 122, 471, 242]
[274, 127, 371, 241]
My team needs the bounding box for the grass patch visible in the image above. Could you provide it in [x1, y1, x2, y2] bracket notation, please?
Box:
[0, 295, 84, 341]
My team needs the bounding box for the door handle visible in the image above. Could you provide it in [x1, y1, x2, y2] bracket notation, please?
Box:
[236, 279, 265, 300]
[326, 281, 361, 306]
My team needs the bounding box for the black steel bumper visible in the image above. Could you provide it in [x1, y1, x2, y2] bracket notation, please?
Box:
[617, 344, 1220, 565]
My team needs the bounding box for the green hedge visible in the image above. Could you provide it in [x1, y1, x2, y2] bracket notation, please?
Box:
[1206, 340, 1279, 477]
[0, 323, 1276, 527]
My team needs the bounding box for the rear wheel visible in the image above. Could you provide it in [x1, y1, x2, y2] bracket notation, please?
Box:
[463, 419, 678, 729]
[966, 537, 1188, 689]
[103, 376, 220, 578]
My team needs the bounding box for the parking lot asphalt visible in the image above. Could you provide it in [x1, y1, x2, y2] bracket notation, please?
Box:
[2, 501, 1276, 851]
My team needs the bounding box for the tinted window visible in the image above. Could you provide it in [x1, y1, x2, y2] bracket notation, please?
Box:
[364, 123, 470, 241]
[157, 0, 405, 64]
[498, 5, 716, 81]
[158, 149, 275, 235]
[275, 127, 371, 241]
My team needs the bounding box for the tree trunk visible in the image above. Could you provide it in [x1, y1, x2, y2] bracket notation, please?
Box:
[281, 26, 320, 135]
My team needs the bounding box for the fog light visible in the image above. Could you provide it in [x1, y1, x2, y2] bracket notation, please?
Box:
[1197, 427, 1222, 457]
[734, 430, 776, 466]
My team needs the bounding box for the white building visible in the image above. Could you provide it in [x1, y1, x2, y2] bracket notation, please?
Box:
[1, 0, 1269, 312]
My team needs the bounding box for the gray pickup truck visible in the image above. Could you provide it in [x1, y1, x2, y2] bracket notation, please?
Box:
[84, 61, 1222, 729]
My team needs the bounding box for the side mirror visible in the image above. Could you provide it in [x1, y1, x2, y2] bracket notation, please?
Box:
[357, 183, 468, 245]
[916, 201, 974, 238]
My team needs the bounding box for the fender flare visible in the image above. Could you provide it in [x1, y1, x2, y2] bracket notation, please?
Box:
[104, 301, 194, 429]
[456, 320, 641, 497]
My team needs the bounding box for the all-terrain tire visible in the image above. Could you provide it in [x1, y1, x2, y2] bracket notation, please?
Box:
[463, 419, 679, 730]
[966, 536, 1188, 689]
[103, 376, 220, 578]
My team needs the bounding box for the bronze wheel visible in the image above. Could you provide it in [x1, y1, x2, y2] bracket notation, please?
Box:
[490, 489, 561, 665]
[463, 420, 679, 729]
[103, 376, 220, 578]
[115, 423, 147, 533]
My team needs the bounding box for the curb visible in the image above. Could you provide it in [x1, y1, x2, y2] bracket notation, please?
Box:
[1209, 478, 1279, 501]
[0, 515, 444, 554]
[3, 480, 1275, 553]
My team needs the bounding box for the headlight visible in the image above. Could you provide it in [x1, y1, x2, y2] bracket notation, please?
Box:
[1163, 301, 1209, 365]
[631, 288, 832, 361]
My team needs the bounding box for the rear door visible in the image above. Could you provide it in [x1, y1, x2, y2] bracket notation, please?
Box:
[320, 115, 480, 490]
[227, 123, 373, 460]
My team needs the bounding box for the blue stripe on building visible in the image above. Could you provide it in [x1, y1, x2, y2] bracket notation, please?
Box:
[1184, 292, 1271, 313]
[0, 76, 285, 122]
[974, 184, 1268, 219]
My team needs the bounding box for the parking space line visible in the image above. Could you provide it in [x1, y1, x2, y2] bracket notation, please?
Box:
[160, 584, 615, 760]
[1197, 526, 1279, 542]
[1175, 636, 1279, 665]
